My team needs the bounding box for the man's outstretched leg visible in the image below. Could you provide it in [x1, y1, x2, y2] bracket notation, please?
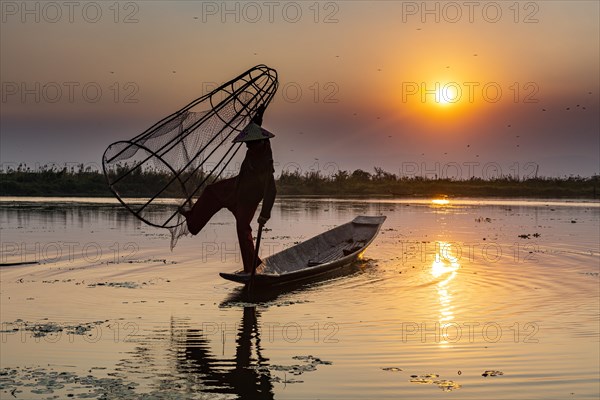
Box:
[184, 179, 234, 235]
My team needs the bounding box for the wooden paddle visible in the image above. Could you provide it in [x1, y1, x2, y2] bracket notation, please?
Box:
[248, 221, 265, 293]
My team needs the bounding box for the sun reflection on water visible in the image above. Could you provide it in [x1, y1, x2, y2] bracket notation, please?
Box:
[431, 198, 450, 206]
[431, 242, 461, 347]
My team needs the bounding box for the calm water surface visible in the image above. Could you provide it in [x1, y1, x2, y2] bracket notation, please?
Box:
[0, 197, 598, 399]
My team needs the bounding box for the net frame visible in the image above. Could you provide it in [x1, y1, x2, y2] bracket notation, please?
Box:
[102, 65, 278, 229]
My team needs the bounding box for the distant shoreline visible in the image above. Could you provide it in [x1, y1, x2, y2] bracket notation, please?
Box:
[1, 170, 598, 199]
[1, 197, 599, 209]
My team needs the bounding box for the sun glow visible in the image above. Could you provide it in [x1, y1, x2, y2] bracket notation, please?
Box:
[435, 84, 460, 106]
[394, 75, 477, 124]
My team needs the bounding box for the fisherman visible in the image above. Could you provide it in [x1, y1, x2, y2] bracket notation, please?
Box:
[181, 106, 276, 273]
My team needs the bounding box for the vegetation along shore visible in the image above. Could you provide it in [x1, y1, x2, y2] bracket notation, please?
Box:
[1, 165, 598, 198]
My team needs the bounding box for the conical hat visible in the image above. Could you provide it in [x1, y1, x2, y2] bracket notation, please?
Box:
[232, 122, 275, 143]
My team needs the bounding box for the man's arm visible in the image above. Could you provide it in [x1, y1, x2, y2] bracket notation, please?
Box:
[258, 173, 276, 224]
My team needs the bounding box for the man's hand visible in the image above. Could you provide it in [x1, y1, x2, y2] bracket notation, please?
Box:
[252, 105, 266, 126]
[257, 215, 269, 225]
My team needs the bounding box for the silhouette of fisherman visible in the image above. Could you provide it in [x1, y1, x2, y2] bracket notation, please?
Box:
[182, 105, 276, 273]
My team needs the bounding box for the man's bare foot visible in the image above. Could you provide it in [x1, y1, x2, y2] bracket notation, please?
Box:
[178, 203, 198, 234]
[180, 208, 192, 220]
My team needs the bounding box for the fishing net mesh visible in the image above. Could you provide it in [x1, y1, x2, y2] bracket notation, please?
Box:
[102, 65, 278, 249]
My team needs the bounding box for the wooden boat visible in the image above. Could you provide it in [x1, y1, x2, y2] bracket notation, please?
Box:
[220, 215, 386, 286]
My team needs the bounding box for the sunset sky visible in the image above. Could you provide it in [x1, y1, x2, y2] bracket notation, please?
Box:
[1, 1, 598, 178]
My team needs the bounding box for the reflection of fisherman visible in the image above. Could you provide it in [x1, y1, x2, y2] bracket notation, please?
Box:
[177, 306, 274, 399]
[182, 106, 276, 273]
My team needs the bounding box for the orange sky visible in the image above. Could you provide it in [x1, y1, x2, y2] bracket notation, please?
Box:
[1, 1, 598, 177]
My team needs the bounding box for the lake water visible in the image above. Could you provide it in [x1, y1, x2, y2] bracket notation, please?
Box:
[1, 197, 599, 399]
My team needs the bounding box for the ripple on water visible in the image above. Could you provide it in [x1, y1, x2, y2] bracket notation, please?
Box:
[1, 198, 598, 399]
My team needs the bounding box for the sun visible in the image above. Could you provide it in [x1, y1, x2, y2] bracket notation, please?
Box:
[435, 83, 460, 106]
[394, 76, 473, 120]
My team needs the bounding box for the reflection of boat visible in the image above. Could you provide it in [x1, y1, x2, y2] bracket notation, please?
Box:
[220, 216, 386, 286]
